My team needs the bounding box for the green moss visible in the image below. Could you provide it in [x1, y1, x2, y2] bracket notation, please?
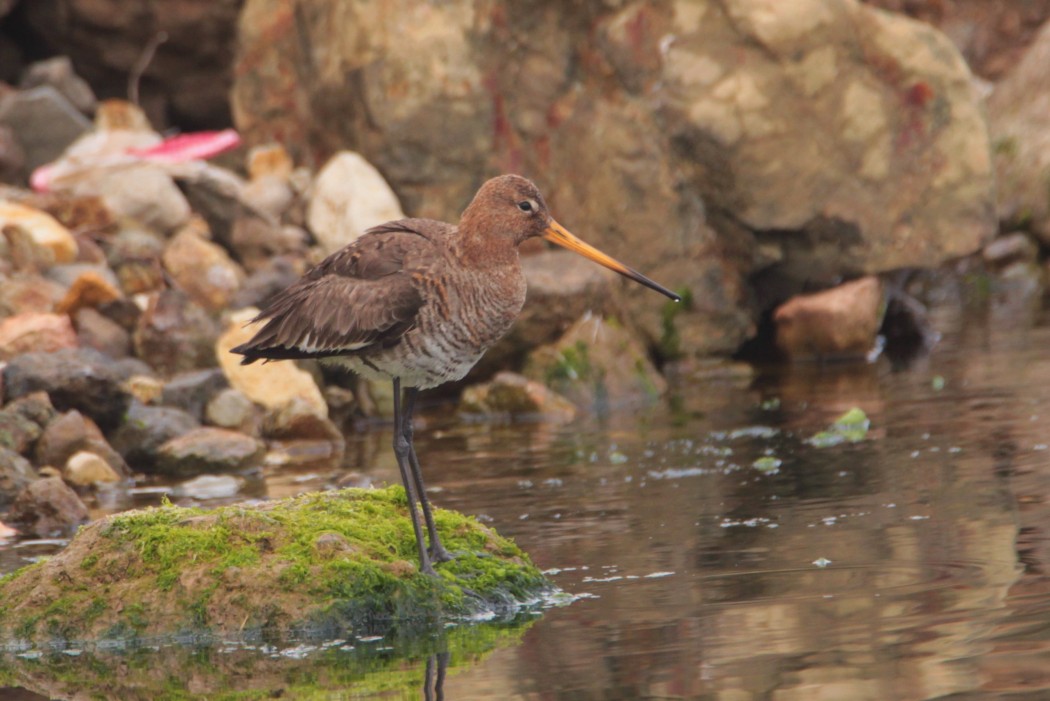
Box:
[659, 287, 694, 359]
[0, 487, 551, 645]
[545, 340, 593, 383]
[806, 408, 871, 448]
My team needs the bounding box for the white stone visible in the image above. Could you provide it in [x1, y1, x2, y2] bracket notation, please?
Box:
[64, 450, 121, 486]
[306, 151, 405, 254]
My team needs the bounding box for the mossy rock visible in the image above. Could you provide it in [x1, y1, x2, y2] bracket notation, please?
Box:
[0, 487, 552, 646]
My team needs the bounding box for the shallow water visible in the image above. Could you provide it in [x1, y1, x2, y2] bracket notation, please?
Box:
[5, 302, 1050, 699]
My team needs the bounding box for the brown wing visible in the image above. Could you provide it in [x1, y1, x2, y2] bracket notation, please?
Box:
[230, 219, 451, 364]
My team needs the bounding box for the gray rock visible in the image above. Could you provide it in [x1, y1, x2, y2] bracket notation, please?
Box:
[0, 391, 55, 454]
[982, 232, 1039, 269]
[0, 446, 36, 508]
[20, 56, 97, 115]
[154, 427, 265, 477]
[0, 85, 91, 176]
[205, 387, 260, 435]
[175, 474, 244, 500]
[109, 401, 200, 472]
[162, 368, 229, 422]
[9, 476, 89, 537]
[3, 348, 131, 431]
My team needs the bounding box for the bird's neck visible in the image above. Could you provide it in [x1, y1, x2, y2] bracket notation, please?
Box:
[451, 231, 520, 270]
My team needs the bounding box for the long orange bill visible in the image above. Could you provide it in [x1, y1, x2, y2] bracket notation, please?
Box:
[543, 219, 681, 302]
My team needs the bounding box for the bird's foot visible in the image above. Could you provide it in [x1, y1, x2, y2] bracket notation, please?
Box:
[420, 561, 440, 578]
[428, 543, 456, 563]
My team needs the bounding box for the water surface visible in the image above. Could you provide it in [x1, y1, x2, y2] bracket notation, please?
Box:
[5, 305, 1050, 699]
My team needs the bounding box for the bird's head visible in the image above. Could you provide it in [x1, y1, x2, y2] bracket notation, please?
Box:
[461, 174, 681, 301]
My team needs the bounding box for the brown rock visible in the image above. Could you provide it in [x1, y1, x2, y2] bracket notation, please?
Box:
[262, 397, 344, 443]
[0, 446, 36, 508]
[232, 0, 993, 358]
[0, 200, 78, 269]
[460, 371, 576, 423]
[21, 1, 241, 129]
[774, 276, 885, 361]
[133, 289, 221, 376]
[162, 219, 245, 311]
[106, 226, 166, 296]
[988, 19, 1050, 246]
[983, 232, 1039, 269]
[73, 306, 130, 358]
[154, 427, 265, 477]
[35, 409, 129, 479]
[523, 315, 667, 412]
[0, 272, 65, 318]
[9, 475, 89, 537]
[0, 312, 77, 361]
[55, 269, 122, 315]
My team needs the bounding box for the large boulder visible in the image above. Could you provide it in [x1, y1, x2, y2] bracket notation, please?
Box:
[232, 0, 995, 357]
[987, 19, 1050, 246]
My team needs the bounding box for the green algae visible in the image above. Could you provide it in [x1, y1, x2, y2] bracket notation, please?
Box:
[806, 407, 871, 448]
[0, 487, 551, 645]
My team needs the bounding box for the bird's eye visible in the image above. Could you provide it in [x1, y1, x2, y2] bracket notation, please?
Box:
[517, 200, 534, 213]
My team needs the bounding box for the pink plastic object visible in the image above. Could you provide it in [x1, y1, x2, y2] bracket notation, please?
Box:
[126, 128, 241, 163]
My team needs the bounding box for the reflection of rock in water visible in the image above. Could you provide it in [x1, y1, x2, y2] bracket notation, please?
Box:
[0, 623, 515, 701]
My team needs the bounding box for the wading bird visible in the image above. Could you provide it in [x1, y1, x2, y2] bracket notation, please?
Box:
[232, 175, 679, 575]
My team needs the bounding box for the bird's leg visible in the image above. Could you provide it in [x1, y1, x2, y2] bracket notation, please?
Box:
[402, 388, 454, 563]
[392, 378, 435, 576]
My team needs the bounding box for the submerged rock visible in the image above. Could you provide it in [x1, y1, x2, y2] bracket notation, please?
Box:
[0, 487, 552, 643]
